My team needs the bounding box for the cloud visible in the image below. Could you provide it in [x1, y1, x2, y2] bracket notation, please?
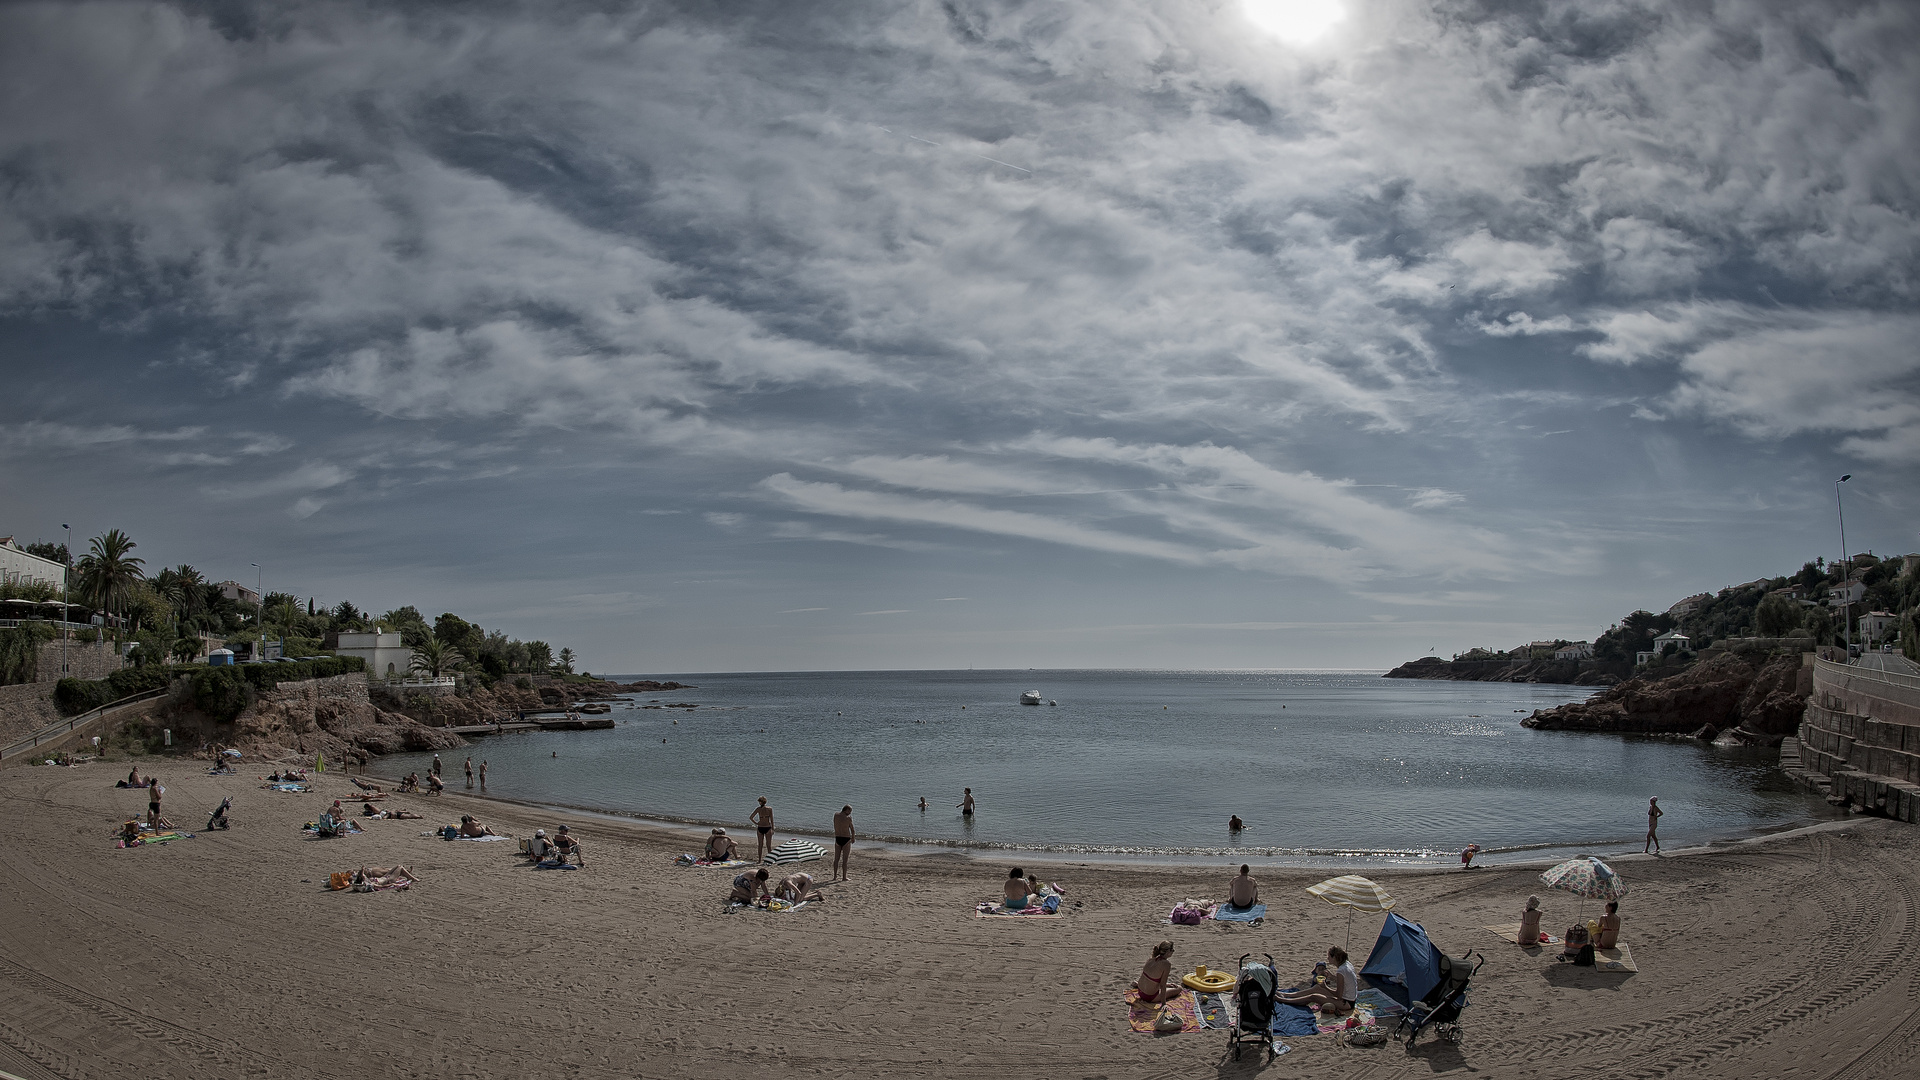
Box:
[1473, 312, 1578, 338]
[778, 607, 829, 613]
[857, 609, 912, 615]
[202, 463, 351, 500]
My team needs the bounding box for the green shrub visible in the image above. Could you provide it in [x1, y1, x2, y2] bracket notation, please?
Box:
[191, 667, 250, 723]
[1, 623, 55, 685]
[234, 654, 366, 691]
[54, 677, 115, 716]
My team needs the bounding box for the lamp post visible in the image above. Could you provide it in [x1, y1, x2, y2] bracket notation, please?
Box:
[61, 523, 70, 676]
[1835, 475, 1851, 657]
[251, 562, 263, 662]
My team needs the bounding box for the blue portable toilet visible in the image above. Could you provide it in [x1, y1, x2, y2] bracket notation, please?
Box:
[208, 648, 234, 667]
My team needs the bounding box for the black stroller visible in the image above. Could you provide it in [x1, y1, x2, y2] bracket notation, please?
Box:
[1222, 952, 1277, 1062]
[1360, 913, 1484, 1046]
[205, 797, 232, 831]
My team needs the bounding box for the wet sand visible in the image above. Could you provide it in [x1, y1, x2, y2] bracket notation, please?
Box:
[2, 760, 1917, 1079]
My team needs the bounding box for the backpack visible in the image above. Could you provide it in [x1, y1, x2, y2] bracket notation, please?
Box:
[1171, 906, 1205, 925]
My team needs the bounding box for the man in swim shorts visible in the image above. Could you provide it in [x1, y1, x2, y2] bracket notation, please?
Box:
[1228, 864, 1259, 909]
[750, 797, 774, 861]
[958, 788, 975, 816]
[831, 805, 854, 881]
[774, 872, 820, 903]
[730, 867, 771, 906]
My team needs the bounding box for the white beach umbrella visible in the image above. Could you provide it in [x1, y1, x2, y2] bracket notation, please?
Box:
[1306, 875, 1398, 950]
[764, 839, 826, 865]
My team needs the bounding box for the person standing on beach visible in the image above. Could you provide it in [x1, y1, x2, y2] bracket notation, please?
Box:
[464, 757, 473, 787]
[750, 797, 774, 861]
[832, 805, 855, 881]
[1645, 797, 1663, 853]
[958, 788, 975, 817]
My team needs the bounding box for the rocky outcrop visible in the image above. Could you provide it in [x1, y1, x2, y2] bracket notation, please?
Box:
[1522, 648, 1810, 744]
[133, 673, 464, 764]
[1383, 656, 1628, 686]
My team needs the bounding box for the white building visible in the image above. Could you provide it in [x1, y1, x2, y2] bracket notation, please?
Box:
[1554, 641, 1594, 661]
[0, 537, 67, 590]
[333, 631, 413, 679]
[1858, 611, 1899, 646]
[216, 580, 262, 606]
[1828, 580, 1867, 608]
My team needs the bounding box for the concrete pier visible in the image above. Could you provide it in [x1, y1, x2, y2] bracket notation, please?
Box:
[1785, 657, 1920, 823]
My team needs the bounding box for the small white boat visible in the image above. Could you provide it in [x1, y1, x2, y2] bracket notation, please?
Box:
[1020, 690, 1042, 706]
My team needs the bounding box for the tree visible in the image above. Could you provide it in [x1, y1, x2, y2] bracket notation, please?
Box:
[526, 641, 552, 672]
[433, 613, 483, 657]
[170, 637, 203, 663]
[1755, 594, 1803, 636]
[555, 647, 575, 675]
[23, 541, 69, 565]
[409, 637, 463, 678]
[153, 565, 205, 631]
[123, 582, 172, 635]
[74, 529, 145, 631]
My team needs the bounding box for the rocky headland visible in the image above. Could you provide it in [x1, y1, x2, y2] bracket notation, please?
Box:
[1383, 655, 1629, 686]
[1520, 643, 1811, 745]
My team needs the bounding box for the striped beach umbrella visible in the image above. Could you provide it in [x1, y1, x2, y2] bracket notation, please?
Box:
[1306, 875, 1398, 950]
[764, 839, 826, 865]
[1540, 856, 1626, 918]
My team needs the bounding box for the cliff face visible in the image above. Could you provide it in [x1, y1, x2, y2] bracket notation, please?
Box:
[1384, 656, 1629, 685]
[136, 673, 465, 764]
[1521, 648, 1809, 744]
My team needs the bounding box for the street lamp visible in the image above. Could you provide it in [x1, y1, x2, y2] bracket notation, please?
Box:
[61, 523, 71, 676]
[251, 562, 263, 661]
[1835, 475, 1851, 657]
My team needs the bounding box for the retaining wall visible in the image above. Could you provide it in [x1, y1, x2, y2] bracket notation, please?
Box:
[1786, 659, 1920, 823]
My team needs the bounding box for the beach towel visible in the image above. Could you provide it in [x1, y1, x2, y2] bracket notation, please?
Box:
[118, 831, 191, 848]
[1213, 902, 1267, 923]
[1167, 898, 1215, 924]
[680, 857, 751, 868]
[1485, 923, 1562, 947]
[1594, 943, 1638, 972]
[1196, 992, 1235, 1029]
[443, 834, 510, 842]
[1355, 987, 1404, 1017]
[1269, 1003, 1319, 1038]
[727, 899, 810, 913]
[1125, 990, 1202, 1034]
[533, 860, 579, 870]
[264, 783, 311, 793]
[975, 900, 1061, 919]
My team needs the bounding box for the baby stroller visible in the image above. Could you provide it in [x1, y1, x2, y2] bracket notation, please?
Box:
[1360, 913, 1484, 1046]
[205, 797, 232, 830]
[1222, 953, 1277, 1063]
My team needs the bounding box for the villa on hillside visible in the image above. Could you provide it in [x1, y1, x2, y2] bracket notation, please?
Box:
[1829, 580, 1868, 608]
[0, 538, 67, 590]
[1859, 612, 1899, 648]
[332, 630, 413, 678]
[1554, 641, 1594, 661]
[1637, 630, 1691, 666]
[216, 580, 262, 606]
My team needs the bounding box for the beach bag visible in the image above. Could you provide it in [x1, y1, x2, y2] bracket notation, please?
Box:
[1152, 1006, 1184, 1032]
[328, 872, 350, 891]
[1573, 944, 1595, 967]
[439, 825, 460, 840]
[1171, 906, 1204, 925]
[1042, 895, 1061, 914]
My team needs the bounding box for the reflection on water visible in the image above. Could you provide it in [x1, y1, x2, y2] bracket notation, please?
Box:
[382, 670, 1837, 868]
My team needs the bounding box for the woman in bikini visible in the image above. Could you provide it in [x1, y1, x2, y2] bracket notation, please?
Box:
[1135, 941, 1181, 1003]
[750, 797, 774, 861]
[1002, 867, 1031, 910]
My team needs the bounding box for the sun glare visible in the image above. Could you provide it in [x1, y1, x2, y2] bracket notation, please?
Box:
[1239, 0, 1347, 44]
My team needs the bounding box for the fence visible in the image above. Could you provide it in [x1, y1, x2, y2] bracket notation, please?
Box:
[0, 687, 168, 762]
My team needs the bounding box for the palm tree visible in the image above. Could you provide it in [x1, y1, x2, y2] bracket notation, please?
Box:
[75, 529, 145, 632]
[555, 647, 575, 675]
[409, 637, 463, 678]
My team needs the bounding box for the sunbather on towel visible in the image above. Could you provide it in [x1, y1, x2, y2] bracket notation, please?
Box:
[1134, 941, 1182, 1004]
[1276, 947, 1357, 1015]
[354, 864, 416, 887]
[730, 868, 772, 905]
[1003, 867, 1032, 910]
[1228, 864, 1259, 908]
[1519, 896, 1544, 946]
[457, 815, 496, 837]
[705, 828, 737, 861]
[773, 872, 821, 903]
[1597, 902, 1621, 949]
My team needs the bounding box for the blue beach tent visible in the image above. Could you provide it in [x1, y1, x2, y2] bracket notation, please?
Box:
[1360, 912, 1442, 1009]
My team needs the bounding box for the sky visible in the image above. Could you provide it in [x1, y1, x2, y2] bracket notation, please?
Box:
[1, 0, 1916, 673]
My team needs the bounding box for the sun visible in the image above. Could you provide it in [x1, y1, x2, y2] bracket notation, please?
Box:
[1238, 0, 1347, 44]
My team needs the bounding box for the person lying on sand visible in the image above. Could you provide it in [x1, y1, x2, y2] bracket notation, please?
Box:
[457, 815, 496, 837]
[350, 777, 383, 793]
[730, 868, 772, 905]
[386, 808, 422, 820]
[773, 872, 822, 903]
[705, 828, 737, 861]
[1228, 864, 1259, 908]
[1276, 947, 1357, 1015]
[1135, 941, 1182, 1004]
[353, 865, 416, 887]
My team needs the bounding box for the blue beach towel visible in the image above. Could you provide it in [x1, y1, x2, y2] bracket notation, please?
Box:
[1213, 903, 1266, 922]
[1270, 1003, 1318, 1037]
[533, 860, 579, 870]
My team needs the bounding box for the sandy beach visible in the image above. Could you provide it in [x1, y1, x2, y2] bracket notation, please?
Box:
[2, 760, 1917, 1080]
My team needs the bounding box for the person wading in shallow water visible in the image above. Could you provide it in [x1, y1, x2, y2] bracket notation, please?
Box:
[958, 788, 975, 817]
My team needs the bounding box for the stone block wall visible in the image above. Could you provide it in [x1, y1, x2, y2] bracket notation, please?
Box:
[34, 639, 124, 682]
[1787, 659, 1920, 823]
[0, 682, 61, 746]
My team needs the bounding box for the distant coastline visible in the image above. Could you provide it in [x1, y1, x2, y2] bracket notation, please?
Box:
[1382, 655, 1628, 686]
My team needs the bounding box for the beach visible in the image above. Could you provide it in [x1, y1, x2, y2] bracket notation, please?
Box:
[2, 761, 1916, 1080]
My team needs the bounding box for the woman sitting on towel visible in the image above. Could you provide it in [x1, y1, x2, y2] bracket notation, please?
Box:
[1003, 867, 1032, 910]
[1596, 902, 1621, 949]
[705, 829, 737, 861]
[1518, 895, 1544, 946]
[1134, 941, 1181, 1004]
[1276, 947, 1358, 1015]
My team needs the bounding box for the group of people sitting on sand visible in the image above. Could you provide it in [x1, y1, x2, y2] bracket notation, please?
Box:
[727, 867, 824, 907]
[527, 826, 583, 865]
[1519, 895, 1621, 962]
[1000, 867, 1062, 911]
[1135, 941, 1360, 1014]
[266, 768, 309, 783]
[396, 772, 444, 794]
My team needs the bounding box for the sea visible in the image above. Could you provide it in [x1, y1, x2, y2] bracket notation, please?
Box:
[379, 669, 1836, 869]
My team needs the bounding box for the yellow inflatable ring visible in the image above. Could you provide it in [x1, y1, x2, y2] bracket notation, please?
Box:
[1183, 970, 1236, 993]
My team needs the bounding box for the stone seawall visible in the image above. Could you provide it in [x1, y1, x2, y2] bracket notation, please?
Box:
[1784, 659, 1920, 824]
[35, 639, 123, 682]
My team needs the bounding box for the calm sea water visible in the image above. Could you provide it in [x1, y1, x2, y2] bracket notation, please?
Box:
[381, 670, 1833, 868]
